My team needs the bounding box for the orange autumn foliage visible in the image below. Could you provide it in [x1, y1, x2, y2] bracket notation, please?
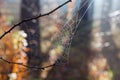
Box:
[0, 26, 15, 80]
[0, 14, 28, 80]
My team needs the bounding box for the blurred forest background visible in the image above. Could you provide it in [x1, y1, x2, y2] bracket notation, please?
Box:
[0, 0, 120, 80]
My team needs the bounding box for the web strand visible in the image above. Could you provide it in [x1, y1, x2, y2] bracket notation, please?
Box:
[50, 0, 94, 63]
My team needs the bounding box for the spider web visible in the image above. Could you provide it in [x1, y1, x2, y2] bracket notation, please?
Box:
[49, 0, 94, 64]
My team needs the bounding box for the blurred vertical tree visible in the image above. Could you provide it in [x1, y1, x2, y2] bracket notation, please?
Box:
[72, 0, 93, 79]
[100, 0, 120, 80]
[21, 0, 42, 79]
[76, 0, 91, 79]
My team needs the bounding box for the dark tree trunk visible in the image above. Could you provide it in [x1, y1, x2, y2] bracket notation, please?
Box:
[72, 0, 93, 79]
[21, 0, 42, 79]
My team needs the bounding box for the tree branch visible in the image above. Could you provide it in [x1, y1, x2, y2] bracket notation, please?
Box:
[0, 0, 72, 39]
[0, 57, 64, 71]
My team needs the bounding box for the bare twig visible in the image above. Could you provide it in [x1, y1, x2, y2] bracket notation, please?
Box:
[0, 56, 66, 75]
[0, 0, 72, 39]
[0, 57, 62, 70]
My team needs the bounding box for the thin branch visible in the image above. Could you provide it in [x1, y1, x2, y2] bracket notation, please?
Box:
[0, 59, 66, 75]
[0, 57, 63, 70]
[0, 0, 72, 39]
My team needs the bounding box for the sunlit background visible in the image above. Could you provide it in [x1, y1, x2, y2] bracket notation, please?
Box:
[0, 0, 120, 80]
